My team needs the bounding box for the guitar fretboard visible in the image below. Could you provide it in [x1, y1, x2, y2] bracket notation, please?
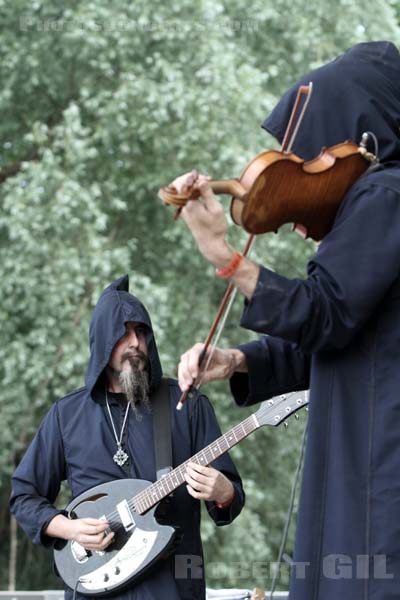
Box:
[132, 413, 259, 514]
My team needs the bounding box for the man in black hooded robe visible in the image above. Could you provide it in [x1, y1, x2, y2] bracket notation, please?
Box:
[175, 41, 400, 600]
[10, 275, 244, 600]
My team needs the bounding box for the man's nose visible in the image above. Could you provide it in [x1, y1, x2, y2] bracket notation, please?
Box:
[127, 330, 139, 347]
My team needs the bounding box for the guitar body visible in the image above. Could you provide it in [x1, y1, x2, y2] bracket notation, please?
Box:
[54, 479, 176, 597]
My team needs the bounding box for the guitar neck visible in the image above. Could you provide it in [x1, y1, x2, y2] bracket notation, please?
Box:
[132, 412, 260, 514]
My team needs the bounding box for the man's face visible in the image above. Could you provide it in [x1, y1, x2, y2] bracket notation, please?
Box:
[109, 321, 148, 373]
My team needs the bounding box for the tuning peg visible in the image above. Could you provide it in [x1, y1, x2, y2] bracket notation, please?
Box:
[305, 407, 309, 411]
[284, 422, 289, 428]
[294, 414, 299, 420]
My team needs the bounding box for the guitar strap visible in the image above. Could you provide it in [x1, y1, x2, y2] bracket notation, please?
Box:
[152, 377, 173, 480]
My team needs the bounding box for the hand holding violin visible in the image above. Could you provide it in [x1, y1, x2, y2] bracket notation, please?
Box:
[170, 170, 261, 299]
[172, 170, 232, 268]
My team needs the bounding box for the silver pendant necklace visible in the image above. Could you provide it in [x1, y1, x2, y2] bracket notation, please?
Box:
[105, 391, 130, 466]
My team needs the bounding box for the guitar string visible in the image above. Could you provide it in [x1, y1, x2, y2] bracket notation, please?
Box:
[89, 393, 305, 527]
[94, 397, 303, 525]
[100, 417, 256, 524]
[102, 422, 252, 524]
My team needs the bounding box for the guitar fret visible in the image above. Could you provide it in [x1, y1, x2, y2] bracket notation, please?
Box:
[130, 395, 307, 515]
[197, 450, 207, 465]
[134, 497, 144, 514]
[96, 392, 308, 551]
[225, 431, 235, 446]
[252, 413, 259, 428]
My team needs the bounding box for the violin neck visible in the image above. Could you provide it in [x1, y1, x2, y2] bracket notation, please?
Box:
[210, 179, 246, 199]
[158, 178, 246, 208]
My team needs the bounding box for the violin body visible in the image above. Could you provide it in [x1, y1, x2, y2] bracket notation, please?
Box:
[159, 141, 371, 241]
[230, 141, 370, 240]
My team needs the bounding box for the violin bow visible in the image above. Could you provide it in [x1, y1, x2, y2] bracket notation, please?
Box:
[177, 82, 313, 410]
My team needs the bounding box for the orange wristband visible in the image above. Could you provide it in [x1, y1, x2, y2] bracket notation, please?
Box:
[215, 252, 243, 279]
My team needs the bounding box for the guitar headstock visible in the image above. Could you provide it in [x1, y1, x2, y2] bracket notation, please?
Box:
[254, 390, 309, 427]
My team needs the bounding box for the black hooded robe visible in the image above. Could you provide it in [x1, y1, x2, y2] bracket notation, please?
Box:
[10, 275, 244, 600]
[229, 41, 400, 600]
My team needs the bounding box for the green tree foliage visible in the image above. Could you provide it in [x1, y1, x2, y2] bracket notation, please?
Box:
[1, 0, 399, 592]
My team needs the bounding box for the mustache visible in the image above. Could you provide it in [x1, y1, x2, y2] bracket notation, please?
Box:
[121, 350, 148, 367]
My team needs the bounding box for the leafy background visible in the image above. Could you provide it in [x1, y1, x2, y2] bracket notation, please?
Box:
[1, 0, 399, 592]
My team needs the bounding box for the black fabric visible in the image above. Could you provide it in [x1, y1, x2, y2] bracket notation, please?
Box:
[152, 377, 173, 480]
[262, 41, 400, 163]
[229, 41, 400, 600]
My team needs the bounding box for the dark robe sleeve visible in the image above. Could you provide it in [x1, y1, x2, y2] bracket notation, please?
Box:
[9, 402, 67, 547]
[189, 394, 245, 525]
[241, 186, 400, 354]
[239, 184, 400, 353]
[230, 336, 311, 407]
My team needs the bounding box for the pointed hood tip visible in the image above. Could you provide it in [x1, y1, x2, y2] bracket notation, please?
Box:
[107, 274, 130, 293]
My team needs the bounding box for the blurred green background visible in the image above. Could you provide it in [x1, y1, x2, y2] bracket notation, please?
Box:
[1, 0, 399, 592]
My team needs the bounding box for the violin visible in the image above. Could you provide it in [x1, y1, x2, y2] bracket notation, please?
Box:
[159, 83, 378, 410]
[159, 139, 374, 241]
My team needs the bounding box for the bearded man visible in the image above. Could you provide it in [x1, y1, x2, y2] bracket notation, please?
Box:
[10, 275, 244, 600]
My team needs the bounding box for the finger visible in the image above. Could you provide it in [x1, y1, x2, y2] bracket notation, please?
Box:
[197, 180, 215, 200]
[185, 468, 211, 488]
[169, 171, 195, 194]
[78, 531, 115, 550]
[178, 344, 204, 389]
[186, 484, 208, 500]
[99, 531, 115, 550]
[179, 169, 199, 194]
[184, 472, 205, 492]
[195, 181, 222, 213]
[80, 521, 110, 534]
[77, 530, 109, 548]
[177, 359, 193, 392]
[187, 344, 206, 380]
[178, 351, 198, 391]
[81, 518, 109, 526]
[187, 462, 211, 476]
[185, 169, 199, 189]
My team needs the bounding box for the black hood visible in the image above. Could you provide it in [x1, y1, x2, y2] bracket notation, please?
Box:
[262, 41, 400, 163]
[85, 275, 163, 396]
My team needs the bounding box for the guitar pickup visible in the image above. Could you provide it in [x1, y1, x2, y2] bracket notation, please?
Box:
[117, 499, 136, 531]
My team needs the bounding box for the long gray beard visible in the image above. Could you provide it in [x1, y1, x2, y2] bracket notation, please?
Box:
[119, 356, 150, 420]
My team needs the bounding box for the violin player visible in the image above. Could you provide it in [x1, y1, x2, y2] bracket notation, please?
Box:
[175, 41, 400, 600]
